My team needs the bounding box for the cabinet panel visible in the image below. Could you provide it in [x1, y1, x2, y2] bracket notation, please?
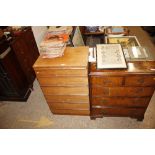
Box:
[0, 27, 38, 101]
[45, 95, 89, 103]
[92, 97, 150, 107]
[11, 28, 39, 84]
[42, 86, 89, 95]
[110, 87, 155, 97]
[48, 102, 89, 110]
[125, 76, 155, 86]
[51, 108, 90, 115]
[91, 76, 123, 86]
[35, 69, 87, 77]
[37, 77, 88, 86]
[91, 87, 154, 97]
[91, 107, 146, 117]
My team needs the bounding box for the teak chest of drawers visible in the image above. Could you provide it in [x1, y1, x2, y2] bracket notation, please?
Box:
[89, 62, 155, 120]
[33, 47, 90, 116]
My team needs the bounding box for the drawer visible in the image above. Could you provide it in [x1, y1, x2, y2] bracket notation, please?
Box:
[125, 76, 155, 86]
[91, 76, 123, 86]
[91, 87, 155, 97]
[42, 86, 89, 95]
[50, 108, 90, 115]
[45, 95, 89, 103]
[92, 87, 109, 96]
[110, 87, 155, 97]
[91, 97, 150, 107]
[35, 69, 87, 77]
[48, 102, 90, 110]
[91, 107, 146, 117]
[37, 77, 88, 86]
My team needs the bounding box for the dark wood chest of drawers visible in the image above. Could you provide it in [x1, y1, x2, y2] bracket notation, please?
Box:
[89, 62, 155, 120]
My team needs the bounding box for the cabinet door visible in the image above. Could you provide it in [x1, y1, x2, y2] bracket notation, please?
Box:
[0, 75, 18, 97]
[11, 28, 39, 84]
[0, 47, 28, 97]
[25, 28, 39, 61]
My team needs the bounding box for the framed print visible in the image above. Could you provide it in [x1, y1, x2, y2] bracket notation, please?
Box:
[105, 36, 141, 48]
[96, 44, 127, 69]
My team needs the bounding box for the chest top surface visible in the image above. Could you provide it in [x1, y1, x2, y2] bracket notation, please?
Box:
[33, 46, 89, 69]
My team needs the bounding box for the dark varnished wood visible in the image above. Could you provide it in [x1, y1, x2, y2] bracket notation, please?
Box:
[0, 27, 39, 101]
[91, 87, 154, 97]
[89, 27, 155, 120]
[125, 75, 155, 86]
[90, 61, 155, 76]
[11, 27, 39, 85]
[92, 97, 150, 108]
[90, 76, 123, 86]
[91, 107, 146, 118]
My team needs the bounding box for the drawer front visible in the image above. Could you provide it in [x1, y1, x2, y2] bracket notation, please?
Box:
[92, 87, 109, 96]
[48, 102, 89, 110]
[91, 97, 150, 107]
[37, 77, 88, 86]
[110, 87, 155, 97]
[125, 76, 155, 86]
[91, 76, 123, 86]
[42, 86, 89, 95]
[91, 107, 146, 117]
[50, 108, 90, 115]
[35, 69, 87, 77]
[92, 87, 155, 97]
[45, 95, 89, 103]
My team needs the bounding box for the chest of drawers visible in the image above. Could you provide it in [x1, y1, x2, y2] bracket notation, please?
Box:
[89, 62, 155, 120]
[33, 47, 90, 116]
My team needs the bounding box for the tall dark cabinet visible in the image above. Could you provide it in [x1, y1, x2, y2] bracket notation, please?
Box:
[0, 27, 39, 101]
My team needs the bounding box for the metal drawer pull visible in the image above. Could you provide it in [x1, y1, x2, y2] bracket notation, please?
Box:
[0, 47, 11, 59]
[153, 78, 155, 80]
[137, 78, 144, 84]
[102, 99, 108, 103]
[135, 88, 143, 94]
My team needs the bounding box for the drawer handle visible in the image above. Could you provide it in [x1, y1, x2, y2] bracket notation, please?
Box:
[137, 78, 144, 84]
[135, 88, 143, 94]
[153, 78, 155, 80]
[102, 99, 108, 104]
[0, 47, 11, 59]
[103, 89, 109, 95]
[103, 80, 112, 85]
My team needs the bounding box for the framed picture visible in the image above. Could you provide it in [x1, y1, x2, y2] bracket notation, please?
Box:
[105, 36, 141, 48]
[96, 44, 127, 69]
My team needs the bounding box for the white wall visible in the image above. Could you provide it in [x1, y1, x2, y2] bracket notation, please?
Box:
[31, 26, 47, 53]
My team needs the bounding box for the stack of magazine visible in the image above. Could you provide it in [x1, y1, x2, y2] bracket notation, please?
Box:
[40, 26, 72, 58]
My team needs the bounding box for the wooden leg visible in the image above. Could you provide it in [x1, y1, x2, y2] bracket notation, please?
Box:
[137, 116, 144, 121]
[90, 116, 96, 120]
